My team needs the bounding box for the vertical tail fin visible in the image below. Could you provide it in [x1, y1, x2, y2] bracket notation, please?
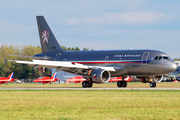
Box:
[52, 72, 57, 80]
[8, 73, 14, 80]
[36, 16, 65, 53]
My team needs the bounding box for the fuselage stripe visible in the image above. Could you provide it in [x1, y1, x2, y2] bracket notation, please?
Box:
[72, 60, 151, 64]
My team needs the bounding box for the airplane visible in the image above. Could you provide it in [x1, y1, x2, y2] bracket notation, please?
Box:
[0, 73, 14, 85]
[109, 77, 133, 82]
[66, 76, 132, 84]
[34, 72, 58, 84]
[6, 16, 177, 88]
[66, 76, 86, 83]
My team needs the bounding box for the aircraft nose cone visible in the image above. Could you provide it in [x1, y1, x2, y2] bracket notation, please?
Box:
[168, 62, 177, 73]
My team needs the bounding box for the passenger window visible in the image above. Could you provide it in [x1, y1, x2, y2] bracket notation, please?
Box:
[155, 56, 158, 60]
[158, 56, 162, 60]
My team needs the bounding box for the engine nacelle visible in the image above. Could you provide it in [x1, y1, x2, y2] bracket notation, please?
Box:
[90, 69, 111, 83]
[154, 75, 164, 83]
[141, 75, 163, 83]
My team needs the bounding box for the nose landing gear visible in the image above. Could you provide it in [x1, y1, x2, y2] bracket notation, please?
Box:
[150, 83, 156, 88]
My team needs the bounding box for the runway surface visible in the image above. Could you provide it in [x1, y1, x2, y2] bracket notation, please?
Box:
[0, 87, 180, 90]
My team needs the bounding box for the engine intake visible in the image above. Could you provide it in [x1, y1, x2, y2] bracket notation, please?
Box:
[90, 69, 111, 83]
[154, 75, 163, 83]
[141, 75, 163, 83]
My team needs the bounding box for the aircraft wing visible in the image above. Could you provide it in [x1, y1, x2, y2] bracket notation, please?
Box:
[9, 55, 50, 60]
[7, 59, 116, 74]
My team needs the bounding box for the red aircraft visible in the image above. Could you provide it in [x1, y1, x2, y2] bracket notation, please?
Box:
[66, 76, 133, 84]
[0, 73, 14, 85]
[66, 76, 86, 83]
[109, 77, 133, 82]
[173, 80, 179, 82]
[34, 72, 58, 84]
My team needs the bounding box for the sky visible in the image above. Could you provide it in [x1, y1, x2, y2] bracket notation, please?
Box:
[0, 0, 180, 58]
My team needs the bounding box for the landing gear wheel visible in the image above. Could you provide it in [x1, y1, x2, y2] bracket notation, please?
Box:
[82, 81, 88, 88]
[122, 81, 127, 87]
[117, 81, 123, 87]
[150, 83, 156, 88]
[88, 83, 93, 88]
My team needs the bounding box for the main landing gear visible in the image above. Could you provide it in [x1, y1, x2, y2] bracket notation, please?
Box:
[150, 83, 156, 88]
[82, 81, 93, 88]
[117, 81, 127, 88]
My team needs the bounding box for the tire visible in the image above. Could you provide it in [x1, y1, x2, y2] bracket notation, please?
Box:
[122, 81, 127, 87]
[153, 83, 156, 87]
[117, 81, 123, 87]
[150, 83, 156, 88]
[150, 83, 153, 88]
[88, 83, 93, 88]
[82, 81, 87, 88]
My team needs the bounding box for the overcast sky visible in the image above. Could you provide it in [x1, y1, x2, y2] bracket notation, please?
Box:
[0, 0, 180, 58]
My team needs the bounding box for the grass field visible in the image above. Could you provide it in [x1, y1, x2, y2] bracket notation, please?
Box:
[0, 82, 180, 88]
[0, 89, 180, 120]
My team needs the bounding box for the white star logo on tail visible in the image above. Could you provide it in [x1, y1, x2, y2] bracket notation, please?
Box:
[42, 30, 49, 43]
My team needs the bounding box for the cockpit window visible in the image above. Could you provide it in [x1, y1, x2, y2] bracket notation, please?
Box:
[163, 56, 170, 60]
[155, 56, 158, 60]
[155, 56, 170, 60]
[158, 56, 162, 60]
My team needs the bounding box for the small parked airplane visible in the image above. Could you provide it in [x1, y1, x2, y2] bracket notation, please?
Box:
[0, 73, 14, 85]
[66, 76, 133, 84]
[34, 72, 58, 84]
[66, 76, 86, 83]
[109, 77, 133, 82]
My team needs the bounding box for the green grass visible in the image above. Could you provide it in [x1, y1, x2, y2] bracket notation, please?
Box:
[0, 90, 180, 120]
[1, 82, 180, 88]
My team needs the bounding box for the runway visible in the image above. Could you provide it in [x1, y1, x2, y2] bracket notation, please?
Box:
[0, 87, 180, 90]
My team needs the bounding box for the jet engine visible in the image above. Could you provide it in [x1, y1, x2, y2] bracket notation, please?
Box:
[87, 69, 111, 83]
[141, 75, 163, 83]
[153, 75, 164, 83]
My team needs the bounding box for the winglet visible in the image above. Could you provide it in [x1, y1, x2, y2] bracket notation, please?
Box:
[3, 58, 8, 64]
[3, 58, 17, 64]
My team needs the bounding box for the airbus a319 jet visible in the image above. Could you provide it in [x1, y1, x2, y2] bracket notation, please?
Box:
[7, 16, 177, 88]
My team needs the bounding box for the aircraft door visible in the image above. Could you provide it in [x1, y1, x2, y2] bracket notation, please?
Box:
[55, 53, 61, 61]
[105, 56, 109, 64]
[141, 52, 150, 65]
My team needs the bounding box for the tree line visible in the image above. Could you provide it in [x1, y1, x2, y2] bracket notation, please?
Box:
[0, 45, 91, 79]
